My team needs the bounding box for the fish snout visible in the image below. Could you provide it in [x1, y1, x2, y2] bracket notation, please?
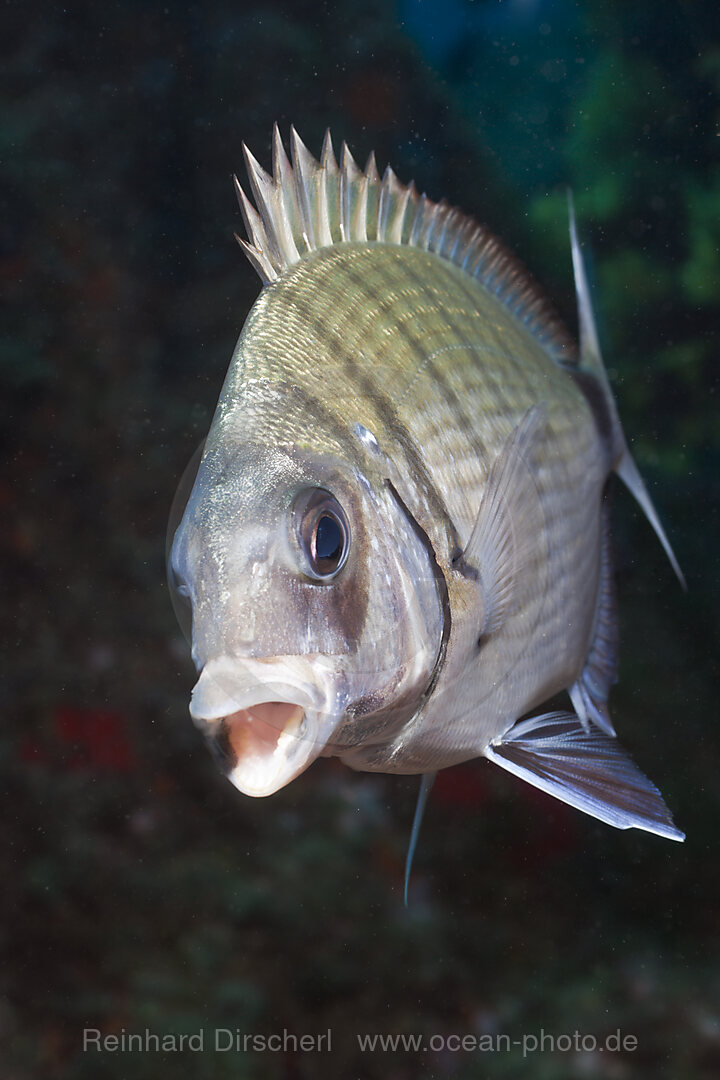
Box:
[188, 656, 341, 796]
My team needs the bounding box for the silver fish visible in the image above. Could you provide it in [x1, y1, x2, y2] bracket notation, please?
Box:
[168, 126, 684, 874]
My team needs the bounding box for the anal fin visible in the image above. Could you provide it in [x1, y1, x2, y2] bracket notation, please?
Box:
[569, 497, 618, 737]
[485, 711, 684, 841]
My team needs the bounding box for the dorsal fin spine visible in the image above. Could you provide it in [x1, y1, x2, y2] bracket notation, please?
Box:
[364, 152, 381, 241]
[313, 166, 332, 248]
[237, 127, 576, 361]
[320, 130, 341, 242]
[341, 142, 367, 241]
[378, 166, 410, 245]
[401, 182, 419, 245]
[289, 126, 319, 251]
[233, 177, 279, 283]
[409, 193, 427, 248]
[243, 144, 293, 269]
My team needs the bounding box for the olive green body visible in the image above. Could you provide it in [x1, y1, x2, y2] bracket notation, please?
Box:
[210, 242, 607, 773]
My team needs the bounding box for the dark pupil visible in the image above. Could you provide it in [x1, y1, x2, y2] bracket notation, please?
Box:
[315, 515, 342, 564]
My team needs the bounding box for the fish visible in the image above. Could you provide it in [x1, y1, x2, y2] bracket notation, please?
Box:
[168, 125, 684, 889]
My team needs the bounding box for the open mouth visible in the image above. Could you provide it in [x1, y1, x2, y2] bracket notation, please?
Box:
[203, 700, 315, 797]
[210, 702, 306, 774]
[188, 656, 341, 797]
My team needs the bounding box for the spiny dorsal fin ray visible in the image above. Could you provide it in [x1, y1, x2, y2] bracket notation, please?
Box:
[233, 176, 278, 283]
[235, 127, 575, 362]
[271, 123, 303, 262]
[290, 126, 321, 252]
[339, 142, 367, 242]
[568, 196, 685, 589]
[320, 130, 341, 242]
[242, 145, 288, 269]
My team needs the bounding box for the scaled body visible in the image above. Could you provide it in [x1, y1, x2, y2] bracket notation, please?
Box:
[169, 128, 683, 844]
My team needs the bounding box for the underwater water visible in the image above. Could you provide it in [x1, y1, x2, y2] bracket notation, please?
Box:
[3, 0, 719, 1077]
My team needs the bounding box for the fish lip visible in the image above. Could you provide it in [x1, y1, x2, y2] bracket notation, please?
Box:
[190, 680, 319, 723]
[188, 655, 343, 797]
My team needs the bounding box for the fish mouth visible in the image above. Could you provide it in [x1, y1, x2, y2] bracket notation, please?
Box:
[208, 702, 309, 797]
[188, 656, 342, 797]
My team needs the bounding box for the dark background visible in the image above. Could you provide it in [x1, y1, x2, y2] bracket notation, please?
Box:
[3, 1, 719, 1077]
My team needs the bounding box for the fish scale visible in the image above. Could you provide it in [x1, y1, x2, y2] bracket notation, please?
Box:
[237, 243, 599, 572]
[206, 237, 602, 757]
[169, 127, 684, 867]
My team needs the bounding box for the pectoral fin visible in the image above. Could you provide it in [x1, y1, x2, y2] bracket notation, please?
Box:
[485, 711, 684, 840]
[463, 404, 547, 637]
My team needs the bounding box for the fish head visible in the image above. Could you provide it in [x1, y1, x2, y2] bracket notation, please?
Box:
[169, 398, 444, 797]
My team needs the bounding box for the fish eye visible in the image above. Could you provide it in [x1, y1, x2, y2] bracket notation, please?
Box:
[293, 488, 350, 581]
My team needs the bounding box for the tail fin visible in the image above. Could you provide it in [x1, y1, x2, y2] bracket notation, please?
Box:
[568, 196, 685, 589]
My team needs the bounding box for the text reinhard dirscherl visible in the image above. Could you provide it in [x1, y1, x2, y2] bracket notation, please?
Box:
[83, 1029, 332, 1053]
[82, 1028, 639, 1058]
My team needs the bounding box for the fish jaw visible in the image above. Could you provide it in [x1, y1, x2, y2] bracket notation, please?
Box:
[206, 702, 311, 797]
[188, 654, 345, 797]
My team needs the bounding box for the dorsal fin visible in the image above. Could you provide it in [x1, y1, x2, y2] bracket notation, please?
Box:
[235, 125, 576, 363]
